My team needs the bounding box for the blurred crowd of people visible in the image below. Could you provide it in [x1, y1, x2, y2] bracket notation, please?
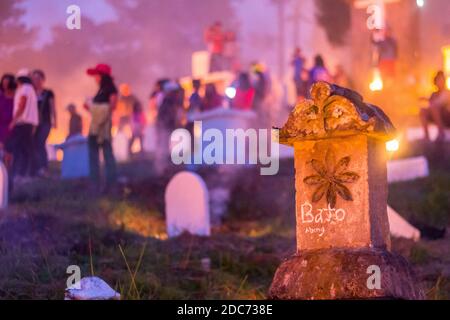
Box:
[1, 22, 447, 194]
[290, 47, 351, 101]
[0, 69, 57, 188]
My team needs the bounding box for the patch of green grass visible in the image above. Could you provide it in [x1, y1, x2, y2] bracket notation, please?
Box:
[389, 170, 450, 228]
[427, 276, 450, 300]
[409, 244, 431, 265]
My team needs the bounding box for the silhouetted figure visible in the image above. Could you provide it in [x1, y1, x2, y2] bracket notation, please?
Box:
[420, 71, 450, 142]
[202, 83, 223, 111]
[372, 28, 398, 83]
[0, 74, 16, 148]
[5, 69, 39, 182]
[188, 79, 202, 113]
[291, 47, 307, 98]
[85, 64, 118, 190]
[309, 55, 332, 90]
[66, 103, 82, 139]
[204, 21, 228, 72]
[232, 73, 255, 111]
[32, 69, 56, 177]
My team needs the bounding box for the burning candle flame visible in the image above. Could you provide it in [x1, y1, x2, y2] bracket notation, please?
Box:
[369, 69, 383, 92]
[386, 139, 399, 152]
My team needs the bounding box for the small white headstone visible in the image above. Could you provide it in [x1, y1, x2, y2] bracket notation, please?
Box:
[165, 171, 210, 237]
[387, 156, 429, 183]
[0, 161, 8, 209]
[142, 125, 157, 153]
[113, 131, 130, 163]
[406, 125, 450, 142]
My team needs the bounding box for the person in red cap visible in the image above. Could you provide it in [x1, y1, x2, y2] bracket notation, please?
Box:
[84, 63, 118, 191]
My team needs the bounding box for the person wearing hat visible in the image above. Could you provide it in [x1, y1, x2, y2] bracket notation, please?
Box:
[5, 68, 39, 182]
[85, 63, 118, 190]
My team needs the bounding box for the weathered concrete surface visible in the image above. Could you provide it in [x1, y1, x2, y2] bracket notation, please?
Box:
[268, 248, 425, 300]
[294, 135, 390, 251]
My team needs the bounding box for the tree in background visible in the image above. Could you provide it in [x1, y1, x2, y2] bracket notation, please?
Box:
[0, 0, 36, 57]
[315, 0, 351, 47]
[0, 0, 237, 138]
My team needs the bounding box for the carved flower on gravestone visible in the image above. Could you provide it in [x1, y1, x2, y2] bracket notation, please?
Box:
[303, 148, 360, 208]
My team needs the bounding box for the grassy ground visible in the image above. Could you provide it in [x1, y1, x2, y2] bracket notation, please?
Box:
[0, 142, 449, 300]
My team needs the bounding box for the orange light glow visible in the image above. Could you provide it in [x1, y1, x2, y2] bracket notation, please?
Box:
[443, 45, 450, 89]
[370, 68, 383, 92]
[386, 139, 399, 152]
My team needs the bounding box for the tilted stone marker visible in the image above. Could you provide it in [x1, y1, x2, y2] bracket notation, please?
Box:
[0, 161, 8, 209]
[269, 82, 424, 299]
[165, 171, 210, 237]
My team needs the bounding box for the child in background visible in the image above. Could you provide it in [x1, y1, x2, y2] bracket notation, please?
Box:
[66, 103, 83, 139]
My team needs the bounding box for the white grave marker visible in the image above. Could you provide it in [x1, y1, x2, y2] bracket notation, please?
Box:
[113, 131, 130, 163]
[387, 206, 420, 241]
[387, 156, 429, 183]
[143, 125, 157, 153]
[0, 161, 8, 209]
[165, 171, 210, 237]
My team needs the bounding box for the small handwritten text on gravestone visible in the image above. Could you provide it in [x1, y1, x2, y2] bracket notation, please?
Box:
[301, 201, 346, 237]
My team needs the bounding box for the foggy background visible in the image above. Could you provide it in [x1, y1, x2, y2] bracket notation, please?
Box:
[1, 0, 350, 142]
[3, 0, 448, 140]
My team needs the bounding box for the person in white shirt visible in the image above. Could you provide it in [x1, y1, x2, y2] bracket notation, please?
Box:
[5, 69, 38, 181]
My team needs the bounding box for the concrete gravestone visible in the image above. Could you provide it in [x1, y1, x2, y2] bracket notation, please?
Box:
[0, 161, 8, 209]
[56, 134, 90, 179]
[165, 171, 210, 237]
[269, 82, 424, 300]
[113, 130, 130, 163]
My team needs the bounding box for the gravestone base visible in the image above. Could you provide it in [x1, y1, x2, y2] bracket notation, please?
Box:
[269, 248, 424, 300]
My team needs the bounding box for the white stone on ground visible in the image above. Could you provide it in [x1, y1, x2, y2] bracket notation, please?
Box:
[65, 277, 120, 300]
